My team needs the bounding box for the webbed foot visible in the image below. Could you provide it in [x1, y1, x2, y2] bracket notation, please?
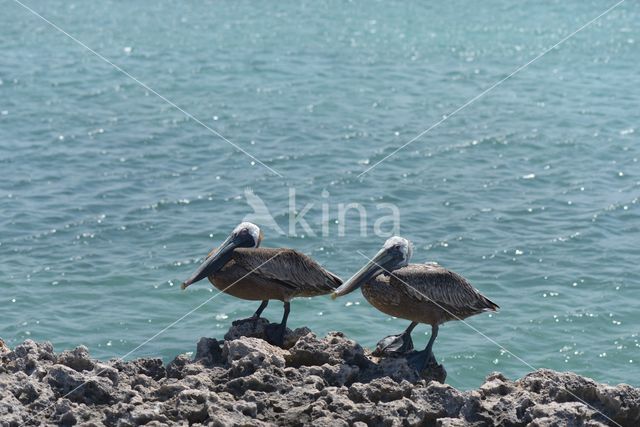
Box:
[407, 350, 437, 372]
[232, 315, 263, 328]
[373, 332, 415, 357]
[264, 323, 286, 347]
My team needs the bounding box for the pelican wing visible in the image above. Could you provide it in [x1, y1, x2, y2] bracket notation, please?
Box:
[231, 247, 342, 295]
[390, 263, 498, 318]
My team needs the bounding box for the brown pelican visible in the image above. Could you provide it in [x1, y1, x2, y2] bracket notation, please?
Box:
[332, 236, 498, 370]
[181, 222, 342, 346]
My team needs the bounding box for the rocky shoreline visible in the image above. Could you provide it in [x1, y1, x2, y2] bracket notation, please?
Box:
[1, 320, 638, 426]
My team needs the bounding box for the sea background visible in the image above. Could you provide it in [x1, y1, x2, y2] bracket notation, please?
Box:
[1, 0, 638, 390]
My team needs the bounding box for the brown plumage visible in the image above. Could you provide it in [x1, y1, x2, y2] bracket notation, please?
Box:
[362, 263, 498, 327]
[209, 247, 342, 302]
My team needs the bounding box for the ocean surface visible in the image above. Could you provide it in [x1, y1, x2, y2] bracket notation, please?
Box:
[1, 0, 638, 390]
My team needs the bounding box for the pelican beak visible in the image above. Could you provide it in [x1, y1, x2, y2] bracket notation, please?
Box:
[332, 247, 397, 299]
[181, 232, 252, 289]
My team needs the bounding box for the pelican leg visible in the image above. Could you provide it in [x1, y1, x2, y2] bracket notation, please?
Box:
[424, 324, 439, 362]
[251, 300, 269, 319]
[265, 301, 290, 347]
[408, 324, 439, 372]
[373, 322, 418, 356]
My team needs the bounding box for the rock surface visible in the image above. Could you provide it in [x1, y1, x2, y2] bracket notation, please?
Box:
[1, 321, 638, 426]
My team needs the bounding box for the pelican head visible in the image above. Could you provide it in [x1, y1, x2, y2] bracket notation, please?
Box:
[181, 222, 263, 289]
[332, 236, 412, 298]
[232, 222, 263, 248]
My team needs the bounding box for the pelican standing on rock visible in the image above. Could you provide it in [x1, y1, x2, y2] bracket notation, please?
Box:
[332, 236, 498, 370]
[181, 222, 342, 346]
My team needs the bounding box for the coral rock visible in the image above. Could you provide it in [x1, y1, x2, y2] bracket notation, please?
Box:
[0, 326, 638, 426]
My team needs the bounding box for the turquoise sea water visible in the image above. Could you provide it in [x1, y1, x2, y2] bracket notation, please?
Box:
[1, 0, 638, 390]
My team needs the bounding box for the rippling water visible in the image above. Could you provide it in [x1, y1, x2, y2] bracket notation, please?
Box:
[1, 0, 639, 390]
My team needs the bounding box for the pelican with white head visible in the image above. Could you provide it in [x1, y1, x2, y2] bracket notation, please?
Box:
[180, 221, 342, 347]
[332, 235, 498, 374]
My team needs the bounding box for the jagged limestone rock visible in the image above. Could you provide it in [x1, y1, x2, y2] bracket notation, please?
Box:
[0, 322, 638, 426]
